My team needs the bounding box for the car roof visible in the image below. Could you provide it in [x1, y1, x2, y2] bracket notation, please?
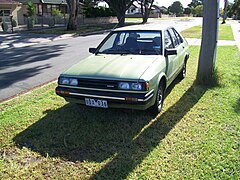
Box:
[114, 24, 173, 32]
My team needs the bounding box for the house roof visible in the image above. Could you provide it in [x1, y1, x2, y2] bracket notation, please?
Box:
[0, 0, 21, 4]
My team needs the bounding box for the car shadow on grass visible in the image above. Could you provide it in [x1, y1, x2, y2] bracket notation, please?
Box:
[13, 80, 207, 179]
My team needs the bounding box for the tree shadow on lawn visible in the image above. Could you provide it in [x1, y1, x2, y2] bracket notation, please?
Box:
[13, 81, 207, 179]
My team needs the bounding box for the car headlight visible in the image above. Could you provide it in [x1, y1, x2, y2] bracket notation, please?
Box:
[131, 83, 143, 90]
[118, 82, 146, 91]
[118, 82, 130, 90]
[59, 77, 70, 85]
[69, 79, 78, 86]
[59, 77, 78, 86]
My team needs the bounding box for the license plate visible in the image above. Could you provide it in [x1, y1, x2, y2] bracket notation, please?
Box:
[85, 98, 108, 108]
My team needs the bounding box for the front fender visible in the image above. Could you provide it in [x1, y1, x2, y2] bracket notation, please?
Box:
[156, 72, 167, 90]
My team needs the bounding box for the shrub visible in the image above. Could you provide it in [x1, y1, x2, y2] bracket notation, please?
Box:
[84, 6, 115, 18]
[27, 17, 34, 29]
[1, 21, 8, 32]
[12, 19, 17, 27]
[52, 8, 62, 17]
[48, 17, 55, 27]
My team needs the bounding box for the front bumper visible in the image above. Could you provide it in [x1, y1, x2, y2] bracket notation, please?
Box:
[56, 85, 155, 110]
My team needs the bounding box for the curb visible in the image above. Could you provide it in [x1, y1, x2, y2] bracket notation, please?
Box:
[0, 78, 58, 104]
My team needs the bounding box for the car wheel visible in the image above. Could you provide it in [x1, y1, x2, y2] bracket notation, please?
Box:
[179, 61, 186, 79]
[150, 82, 165, 115]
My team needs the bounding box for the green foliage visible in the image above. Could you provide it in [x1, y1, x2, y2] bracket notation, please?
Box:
[27, 1, 36, 17]
[1, 21, 8, 32]
[48, 17, 55, 27]
[12, 19, 17, 27]
[27, 17, 34, 29]
[231, 0, 240, 19]
[52, 8, 62, 17]
[187, 0, 203, 8]
[84, 6, 116, 18]
[227, 3, 234, 17]
[193, 5, 203, 17]
[184, 7, 191, 15]
[168, 1, 184, 16]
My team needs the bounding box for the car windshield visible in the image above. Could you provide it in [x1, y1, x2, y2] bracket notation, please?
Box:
[97, 30, 162, 55]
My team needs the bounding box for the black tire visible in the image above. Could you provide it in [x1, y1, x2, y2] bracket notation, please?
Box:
[178, 61, 186, 79]
[150, 82, 165, 115]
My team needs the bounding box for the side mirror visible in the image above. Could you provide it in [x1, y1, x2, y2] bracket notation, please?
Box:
[165, 49, 177, 57]
[89, 48, 97, 54]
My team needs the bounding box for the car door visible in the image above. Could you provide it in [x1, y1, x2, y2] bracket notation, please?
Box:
[164, 30, 176, 82]
[168, 28, 185, 74]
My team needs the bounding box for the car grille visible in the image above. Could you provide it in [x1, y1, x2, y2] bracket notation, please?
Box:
[77, 78, 118, 90]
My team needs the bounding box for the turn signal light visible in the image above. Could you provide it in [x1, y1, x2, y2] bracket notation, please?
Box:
[145, 82, 149, 90]
[56, 90, 69, 95]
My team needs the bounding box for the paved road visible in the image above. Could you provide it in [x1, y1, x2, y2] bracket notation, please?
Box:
[0, 34, 106, 102]
[0, 18, 204, 102]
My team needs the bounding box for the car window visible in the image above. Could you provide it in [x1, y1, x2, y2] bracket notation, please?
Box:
[97, 31, 162, 55]
[173, 28, 183, 44]
[164, 30, 174, 49]
[99, 33, 118, 51]
[168, 28, 179, 47]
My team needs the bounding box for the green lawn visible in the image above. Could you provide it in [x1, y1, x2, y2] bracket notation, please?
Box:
[29, 23, 138, 35]
[0, 46, 239, 179]
[125, 18, 143, 21]
[181, 24, 235, 40]
[29, 24, 118, 35]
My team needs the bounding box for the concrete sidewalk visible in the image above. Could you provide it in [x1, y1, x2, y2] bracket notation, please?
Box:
[186, 20, 240, 50]
[229, 20, 240, 50]
[186, 38, 238, 46]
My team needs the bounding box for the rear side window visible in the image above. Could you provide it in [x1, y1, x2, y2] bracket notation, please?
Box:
[168, 28, 179, 47]
[173, 28, 183, 44]
[164, 30, 174, 49]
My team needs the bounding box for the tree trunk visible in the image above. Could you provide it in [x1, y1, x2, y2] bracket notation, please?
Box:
[116, 12, 126, 27]
[222, 0, 228, 24]
[197, 0, 219, 85]
[106, 0, 134, 27]
[66, 0, 78, 31]
[140, 0, 154, 24]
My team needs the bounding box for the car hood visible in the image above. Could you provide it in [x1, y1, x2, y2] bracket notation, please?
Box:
[62, 54, 159, 80]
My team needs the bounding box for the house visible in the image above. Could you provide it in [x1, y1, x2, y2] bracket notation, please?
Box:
[18, 0, 67, 18]
[21, 0, 67, 17]
[0, 0, 68, 25]
[0, 0, 22, 24]
[126, 2, 141, 15]
[126, 2, 161, 18]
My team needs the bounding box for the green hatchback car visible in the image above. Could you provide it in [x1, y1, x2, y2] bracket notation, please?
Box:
[56, 24, 189, 114]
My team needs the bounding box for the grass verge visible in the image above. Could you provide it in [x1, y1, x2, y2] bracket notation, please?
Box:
[29, 23, 137, 35]
[181, 23, 235, 40]
[0, 46, 239, 179]
[29, 24, 117, 35]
